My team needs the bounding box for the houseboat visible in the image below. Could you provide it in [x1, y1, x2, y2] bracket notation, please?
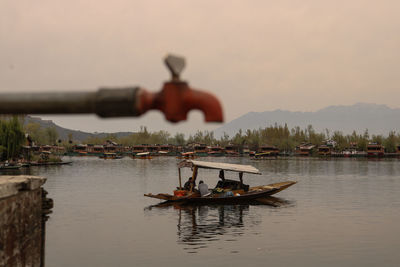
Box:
[132, 145, 147, 155]
[147, 145, 160, 156]
[73, 144, 88, 155]
[90, 145, 105, 156]
[259, 145, 279, 155]
[194, 144, 208, 157]
[207, 146, 224, 157]
[242, 145, 250, 155]
[158, 145, 176, 156]
[366, 143, 385, 157]
[177, 151, 197, 159]
[253, 145, 279, 159]
[295, 144, 315, 156]
[225, 145, 240, 157]
[318, 145, 332, 156]
[104, 145, 117, 153]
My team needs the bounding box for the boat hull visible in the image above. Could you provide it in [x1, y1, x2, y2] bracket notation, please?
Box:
[145, 181, 296, 204]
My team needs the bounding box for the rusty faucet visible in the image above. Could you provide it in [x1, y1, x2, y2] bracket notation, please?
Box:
[0, 54, 224, 123]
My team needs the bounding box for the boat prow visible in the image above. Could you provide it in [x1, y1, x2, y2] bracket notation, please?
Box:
[249, 181, 297, 195]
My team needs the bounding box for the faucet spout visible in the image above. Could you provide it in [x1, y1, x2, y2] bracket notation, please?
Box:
[137, 81, 224, 123]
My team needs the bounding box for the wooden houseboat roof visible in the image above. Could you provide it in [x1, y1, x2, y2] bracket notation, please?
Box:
[367, 143, 383, 147]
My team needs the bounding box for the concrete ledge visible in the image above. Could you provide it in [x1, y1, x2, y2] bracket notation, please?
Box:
[0, 176, 46, 199]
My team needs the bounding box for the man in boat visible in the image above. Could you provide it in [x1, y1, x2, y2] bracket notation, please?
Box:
[198, 180, 209, 196]
[183, 177, 196, 192]
[215, 170, 249, 191]
[238, 172, 249, 191]
[219, 170, 225, 181]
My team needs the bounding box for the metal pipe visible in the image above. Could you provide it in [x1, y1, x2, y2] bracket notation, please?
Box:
[0, 87, 140, 117]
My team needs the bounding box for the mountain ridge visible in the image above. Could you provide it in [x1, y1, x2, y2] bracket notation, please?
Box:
[22, 103, 400, 141]
[25, 116, 135, 142]
[214, 103, 400, 138]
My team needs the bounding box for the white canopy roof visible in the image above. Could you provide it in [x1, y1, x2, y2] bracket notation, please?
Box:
[178, 160, 261, 175]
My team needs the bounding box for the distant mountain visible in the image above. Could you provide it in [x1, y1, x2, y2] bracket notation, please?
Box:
[214, 103, 400, 138]
[25, 116, 134, 142]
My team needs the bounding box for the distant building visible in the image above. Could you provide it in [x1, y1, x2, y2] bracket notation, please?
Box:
[367, 143, 384, 157]
[295, 143, 315, 156]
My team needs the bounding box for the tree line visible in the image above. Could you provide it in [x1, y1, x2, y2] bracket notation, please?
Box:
[81, 124, 400, 153]
[2, 117, 400, 161]
[23, 123, 400, 153]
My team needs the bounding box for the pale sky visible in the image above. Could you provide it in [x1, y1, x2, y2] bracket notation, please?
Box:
[1, 0, 400, 135]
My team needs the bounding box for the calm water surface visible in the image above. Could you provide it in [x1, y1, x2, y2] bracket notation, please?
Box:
[26, 157, 400, 266]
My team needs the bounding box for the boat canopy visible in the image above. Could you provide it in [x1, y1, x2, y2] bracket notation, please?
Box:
[178, 160, 261, 175]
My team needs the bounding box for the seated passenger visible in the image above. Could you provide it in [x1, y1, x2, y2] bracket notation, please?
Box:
[198, 180, 209, 196]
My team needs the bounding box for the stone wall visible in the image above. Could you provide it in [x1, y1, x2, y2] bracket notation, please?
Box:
[0, 176, 47, 267]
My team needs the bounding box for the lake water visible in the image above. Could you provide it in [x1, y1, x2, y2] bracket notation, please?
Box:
[24, 157, 400, 266]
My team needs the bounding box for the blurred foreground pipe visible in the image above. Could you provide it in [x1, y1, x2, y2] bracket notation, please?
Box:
[0, 88, 140, 117]
[0, 55, 224, 123]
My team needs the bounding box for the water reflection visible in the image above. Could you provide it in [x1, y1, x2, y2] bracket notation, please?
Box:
[146, 197, 292, 253]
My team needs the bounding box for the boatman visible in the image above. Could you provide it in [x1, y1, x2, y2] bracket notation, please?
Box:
[184, 177, 196, 191]
[219, 170, 225, 181]
[198, 180, 209, 196]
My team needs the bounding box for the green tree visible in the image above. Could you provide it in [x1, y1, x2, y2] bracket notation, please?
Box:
[25, 122, 45, 144]
[331, 131, 347, 151]
[0, 116, 26, 160]
[68, 133, 73, 143]
[384, 131, 397, 153]
[46, 127, 59, 145]
[218, 132, 230, 147]
[172, 133, 186, 146]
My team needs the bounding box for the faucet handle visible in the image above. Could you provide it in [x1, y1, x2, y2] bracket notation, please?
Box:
[164, 54, 185, 81]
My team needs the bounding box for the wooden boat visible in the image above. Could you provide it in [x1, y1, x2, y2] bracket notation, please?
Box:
[99, 152, 123, 159]
[176, 151, 197, 159]
[318, 145, 332, 156]
[252, 152, 277, 160]
[29, 151, 72, 166]
[194, 144, 208, 157]
[136, 152, 152, 159]
[158, 151, 168, 156]
[145, 160, 296, 204]
[132, 145, 147, 155]
[258, 145, 279, 157]
[224, 145, 240, 157]
[158, 145, 177, 156]
[146, 145, 159, 156]
[0, 164, 22, 170]
[30, 161, 72, 166]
